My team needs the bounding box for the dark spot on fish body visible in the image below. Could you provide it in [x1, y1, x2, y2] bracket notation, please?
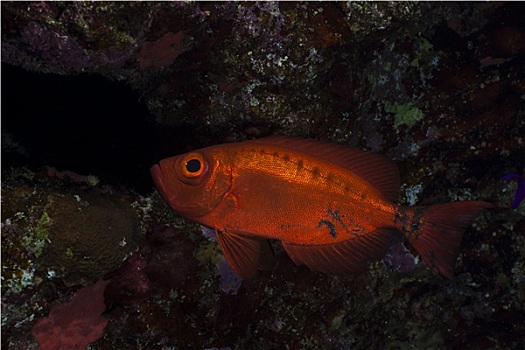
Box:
[322, 206, 364, 238]
[283, 154, 290, 162]
[326, 172, 336, 183]
[297, 159, 304, 172]
[327, 208, 340, 219]
[344, 185, 350, 193]
[328, 208, 346, 229]
[312, 166, 321, 178]
[395, 207, 424, 238]
[394, 210, 406, 231]
[318, 219, 337, 238]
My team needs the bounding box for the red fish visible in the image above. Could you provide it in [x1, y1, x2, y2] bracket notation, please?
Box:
[150, 137, 491, 279]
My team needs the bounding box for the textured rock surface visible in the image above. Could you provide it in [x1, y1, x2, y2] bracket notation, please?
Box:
[2, 2, 524, 349]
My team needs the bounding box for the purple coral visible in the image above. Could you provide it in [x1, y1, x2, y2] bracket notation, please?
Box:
[235, 2, 285, 43]
[383, 239, 421, 274]
[20, 21, 90, 71]
[200, 227, 243, 294]
[502, 173, 525, 208]
[218, 257, 243, 295]
[201, 225, 217, 241]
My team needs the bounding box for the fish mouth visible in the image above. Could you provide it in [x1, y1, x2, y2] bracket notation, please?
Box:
[150, 164, 169, 201]
[150, 162, 201, 216]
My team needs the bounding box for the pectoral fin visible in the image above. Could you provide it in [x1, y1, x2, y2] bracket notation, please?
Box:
[281, 228, 395, 274]
[215, 230, 274, 279]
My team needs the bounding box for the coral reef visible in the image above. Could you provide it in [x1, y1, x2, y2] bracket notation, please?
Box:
[1, 167, 148, 349]
[2, 1, 524, 349]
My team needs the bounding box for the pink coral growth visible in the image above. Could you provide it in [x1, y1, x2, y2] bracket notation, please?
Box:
[46, 166, 96, 186]
[32, 279, 110, 350]
[139, 31, 185, 69]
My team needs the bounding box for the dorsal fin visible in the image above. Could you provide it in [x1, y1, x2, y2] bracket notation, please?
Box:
[248, 136, 400, 201]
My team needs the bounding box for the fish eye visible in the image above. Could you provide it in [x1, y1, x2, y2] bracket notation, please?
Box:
[181, 153, 206, 178]
[186, 159, 201, 173]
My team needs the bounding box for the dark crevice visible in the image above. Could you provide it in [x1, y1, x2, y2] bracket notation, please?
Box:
[2, 63, 164, 194]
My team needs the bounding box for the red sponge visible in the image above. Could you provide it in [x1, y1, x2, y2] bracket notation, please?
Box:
[32, 279, 110, 350]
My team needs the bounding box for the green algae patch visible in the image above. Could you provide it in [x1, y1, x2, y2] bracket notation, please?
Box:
[195, 241, 223, 267]
[410, 38, 434, 68]
[384, 101, 424, 132]
[19, 211, 51, 259]
[33, 211, 51, 257]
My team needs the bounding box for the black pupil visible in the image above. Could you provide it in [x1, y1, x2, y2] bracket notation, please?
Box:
[186, 159, 201, 173]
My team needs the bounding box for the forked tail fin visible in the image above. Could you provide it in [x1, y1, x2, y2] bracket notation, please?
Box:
[398, 201, 492, 279]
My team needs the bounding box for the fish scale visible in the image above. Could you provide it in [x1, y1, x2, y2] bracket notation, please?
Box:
[223, 144, 396, 242]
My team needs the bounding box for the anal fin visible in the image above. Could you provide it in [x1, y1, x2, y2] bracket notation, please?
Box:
[281, 228, 395, 275]
[257, 239, 276, 271]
